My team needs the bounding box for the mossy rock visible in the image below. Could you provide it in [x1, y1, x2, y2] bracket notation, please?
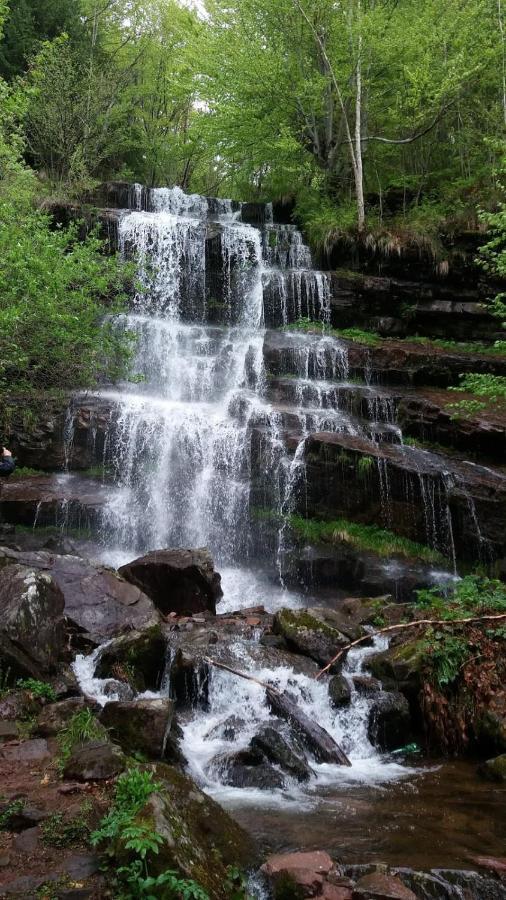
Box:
[272, 608, 349, 668]
[367, 638, 425, 696]
[129, 765, 256, 900]
[94, 625, 166, 693]
[479, 754, 506, 783]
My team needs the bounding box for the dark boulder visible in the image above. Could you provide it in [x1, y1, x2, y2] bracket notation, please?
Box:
[210, 749, 285, 790]
[63, 738, 126, 781]
[250, 725, 314, 782]
[368, 691, 412, 752]
[119, 548, 223, 616]
[0, 564, 67, 679]
[329, 675, 352, 709]
[99, 699, 174, 759]
[94, 626, 166, 693]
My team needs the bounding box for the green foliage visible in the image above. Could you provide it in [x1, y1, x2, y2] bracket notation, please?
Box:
[416, 575, 506, 620]
[447, 373, 506, 416]
[357, 456, 374, 479]
[415, 577, 506, 687]
[92, 768, 209, 900]
[290, 514, 444, 564]
[0, 202, 134, 390]
[57, 708, 107, 772]
[16, 678, 56, 701]
[42, 801, 93, 848]
[283, 319, 381, 346]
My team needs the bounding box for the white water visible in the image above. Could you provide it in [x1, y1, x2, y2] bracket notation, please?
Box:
[72, 186, 425, 800]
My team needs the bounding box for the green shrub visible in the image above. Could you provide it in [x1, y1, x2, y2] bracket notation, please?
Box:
[17, 679, 56, 701]
[0, 201, 135, 391]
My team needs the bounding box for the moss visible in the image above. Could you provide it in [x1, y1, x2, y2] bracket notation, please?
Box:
[96, 626, 166, 693]
[276, 608, 339, 641]
[273, 873, 306, 900]
[480, 754, 506, 782]
[289, 514, 445, 564]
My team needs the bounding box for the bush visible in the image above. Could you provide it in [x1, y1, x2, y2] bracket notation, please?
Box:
[0, 201, 134, 391]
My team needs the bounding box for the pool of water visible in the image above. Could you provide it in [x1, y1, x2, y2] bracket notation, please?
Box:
[226, 760, 506, 869]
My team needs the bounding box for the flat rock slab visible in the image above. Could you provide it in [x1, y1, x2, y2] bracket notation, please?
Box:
[262, 850, 335, 876]
[0, 739, 50, 763]
[352, 872, 418, 900]
[0, 473, 111, 527]
[0, 547, 160, 643]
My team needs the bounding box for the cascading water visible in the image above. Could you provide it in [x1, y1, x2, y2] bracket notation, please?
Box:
[68, 184, 425, 803]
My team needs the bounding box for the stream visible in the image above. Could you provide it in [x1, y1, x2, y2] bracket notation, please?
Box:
[70, 185, 506, 877]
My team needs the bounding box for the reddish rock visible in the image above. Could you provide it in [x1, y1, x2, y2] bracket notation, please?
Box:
[471, 855, 506, 873]
[352, 872, 418, 900]
[262, 850, 334, 877]
[323, 886, 353, 900]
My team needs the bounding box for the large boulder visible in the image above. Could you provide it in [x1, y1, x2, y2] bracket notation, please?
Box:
[0, 547, 160, 644]
[63, 738, 126, 781]
[94, 626, 167, 693]
[0, 564, 67, 679]
[119, 548, 223, 616]
[368, 692, 412, 752]
[36, 697, 89, 737]
[367, 639, 424, 700]
[99, 699, 175, 759]
[329, 674, 352, 709]
[272, 608, 351, 669]
[130, 765, 255, 900]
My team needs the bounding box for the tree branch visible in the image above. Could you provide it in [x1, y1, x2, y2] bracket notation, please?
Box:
[315, 613, 506, 680]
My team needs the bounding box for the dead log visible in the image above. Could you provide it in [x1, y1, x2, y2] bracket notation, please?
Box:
[204, 657, 352, 767]
[266, 687, 351, 767]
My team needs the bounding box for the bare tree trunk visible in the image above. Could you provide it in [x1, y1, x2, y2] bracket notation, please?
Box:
[354, 19, 365, 231]
[499, 0, 506, 124]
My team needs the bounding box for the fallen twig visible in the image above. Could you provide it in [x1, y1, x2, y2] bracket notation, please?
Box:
[315, 613, 506, 680]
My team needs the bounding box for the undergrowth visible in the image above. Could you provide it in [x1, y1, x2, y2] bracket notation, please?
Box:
[57, 708, 107, 773]
[91, 768, 210, 899]
[413, 577, 506, 753]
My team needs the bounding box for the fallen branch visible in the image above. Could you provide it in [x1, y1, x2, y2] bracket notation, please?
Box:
[315, 613, 506, 680]
[204, 656, 352, 766]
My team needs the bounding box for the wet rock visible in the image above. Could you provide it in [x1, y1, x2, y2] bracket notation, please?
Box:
[368, 692, 412, 752]
[167, 646, 211, 709]
[267, 688, 351, 765]
[250, 725, 314, 782]
[430, 868, 506, 900]
[128, 764, 254, 900]
[63, 738, 126, 781]
[0, 690, 39, 721]
[119, 547, 223, 616]
[94, 626, 166, 693]
[0, 564, 67, 679]
[353, 676, 382, 696]
[0, 547, 160, 644]
[205, 715, 245, 741]
[273, 608, 349, 668]
[212, 749, 286, 790]
[478, 754, 506, 783]
[329, 674, 352, 709]
[36, 697, 89, 737]
[0, 473, 109, 529]
[352, 872, 418, 899]
[367, 639, 424, 700]
[99, 698, 174, 759]
[102, 679, 135, 701]
[63, 852, 101, 879]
